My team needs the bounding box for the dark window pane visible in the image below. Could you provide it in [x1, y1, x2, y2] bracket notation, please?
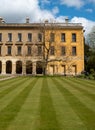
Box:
[50, 46, 55, 55]
[50, 33, 55, 42]
[38, 33, 42, 42]
[61, 46, 66, 56]
[38, 46, 42, 55]
[17, 46, 21, 55]
[8, 46, 11, 55]
[8, 33, 12, 42]
[72, 46, 76, 56]
[72, 33, 76, 42]
[27, 46, 31, 55]
[61, 33, 65, 42]
[0, 33, 2, 42]
[28, 33, 32, 42]
[0, 46, 1, 55]
[18, 33, 22, 42]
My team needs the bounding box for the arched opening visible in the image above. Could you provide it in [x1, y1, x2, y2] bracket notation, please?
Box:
[16, 61, 22, 74]
[0, 61, 2, 74]
[36, 61, 43, 74]
[26, 61, 32, 74]
[6, 61, 12, 74]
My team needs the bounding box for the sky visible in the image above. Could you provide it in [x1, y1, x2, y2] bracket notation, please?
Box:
[0, 0, 95, 35]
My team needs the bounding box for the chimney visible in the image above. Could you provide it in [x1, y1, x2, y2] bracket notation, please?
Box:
[26, 17, 29, 23]
[2, 20, 5, 23]
[65, 17, 69, 24]
[45, 19, 49, 23]
[0, 17, 3, 23]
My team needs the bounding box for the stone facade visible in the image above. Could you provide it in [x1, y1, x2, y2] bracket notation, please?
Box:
[0, 17, 84, 75]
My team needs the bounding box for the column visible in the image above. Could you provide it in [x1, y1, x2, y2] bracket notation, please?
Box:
[12, 62, 16, 75]
[2, 61, 6, 74]
[32, 62, 36, 75]
[22, 61, 26, 75]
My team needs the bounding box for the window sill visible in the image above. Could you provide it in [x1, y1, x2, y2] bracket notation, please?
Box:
[6, 54, 12, 56]
[5, 42, 13, 45]
[26, 54, 32, 56]
[15, 42, 23, 45]
[16, 54, 22, 56]
[0, 42, 3, 45]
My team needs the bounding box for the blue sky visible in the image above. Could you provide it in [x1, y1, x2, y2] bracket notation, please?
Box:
[39, 0, 95, 21]
[0, 0, 95, 34]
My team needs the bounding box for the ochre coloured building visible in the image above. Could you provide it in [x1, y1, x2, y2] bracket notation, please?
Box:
[0, 17, 84, 75]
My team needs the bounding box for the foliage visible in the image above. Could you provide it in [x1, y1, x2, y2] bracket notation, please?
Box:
[86, 26, 95, 49]
[84, 41, 95, 76]
[87, 55, 95, 72]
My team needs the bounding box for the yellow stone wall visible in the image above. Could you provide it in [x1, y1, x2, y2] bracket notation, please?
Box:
[45, 28, 84, 75]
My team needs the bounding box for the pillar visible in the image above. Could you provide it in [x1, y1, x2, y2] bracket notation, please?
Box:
[12, 62, 16, 75]
[32, 62, 36, 75]
[2, 61, 6, 74]
[22, 61, 26, 75]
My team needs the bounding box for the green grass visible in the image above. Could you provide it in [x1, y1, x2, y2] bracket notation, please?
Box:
[0, 76, 10, 79]
[0, 77, 95, 130]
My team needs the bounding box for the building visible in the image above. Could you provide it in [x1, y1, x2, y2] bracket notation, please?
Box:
[0, 17, 84, 75]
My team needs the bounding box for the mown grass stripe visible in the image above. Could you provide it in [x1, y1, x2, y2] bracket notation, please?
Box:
[38, 77, 59, 130]
[60, 78, 95, 113]
[69, 77, 95, 89]
[7, 78, 42, 130]
[0, 78, 38, 130]
[0, 77, 27, 93]
[47, 77, 86, 130]
[52, 77, 95, 130]
[0, 77, 29, 99]
[60, 77, 95, 102]
[0, 77, 19, 88]
[74, 78, 95, 86]
[0, 77, 32, 112]
[68, 78, 95, 94]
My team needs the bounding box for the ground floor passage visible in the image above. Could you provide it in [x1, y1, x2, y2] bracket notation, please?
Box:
[0, 60, 78, 75]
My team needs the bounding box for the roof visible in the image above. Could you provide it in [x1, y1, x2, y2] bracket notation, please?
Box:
[0, 22, 83, 29]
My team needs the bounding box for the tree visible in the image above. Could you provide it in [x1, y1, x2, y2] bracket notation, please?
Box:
[87, 26, 95, 49]
[85, 27, 95, 73]
[84, 43, 95, 73]
[37, 21, 84, 76]
[87, 55, 95, 72]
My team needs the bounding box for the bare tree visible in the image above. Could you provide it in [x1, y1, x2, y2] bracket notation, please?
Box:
[39, 21, 82, 76]
[19, 20, 83, 76]
[87, 26, 95, 49]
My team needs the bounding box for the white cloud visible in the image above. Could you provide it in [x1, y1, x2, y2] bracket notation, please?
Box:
[71, 17, 95, 35]
[55, 16, 67, 22]
[60, 0, 84, 8]
[0, 0, 54, 23]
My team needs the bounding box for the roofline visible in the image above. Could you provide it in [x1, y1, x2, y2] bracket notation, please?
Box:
[0, 22, 83, 29]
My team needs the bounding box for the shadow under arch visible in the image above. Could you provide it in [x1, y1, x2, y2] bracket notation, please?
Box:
[16, 60, 22, 74]
[6, 60, 12, 74]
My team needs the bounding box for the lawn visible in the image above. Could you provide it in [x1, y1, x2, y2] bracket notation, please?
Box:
[0, 76, 95, 130]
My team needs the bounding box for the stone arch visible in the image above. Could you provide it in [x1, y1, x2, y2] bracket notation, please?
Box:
[6, 60, 12, 74]
[26, 61, 32, 74]
[16, 60, 22, 74]
[0, 61, 2, 74]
